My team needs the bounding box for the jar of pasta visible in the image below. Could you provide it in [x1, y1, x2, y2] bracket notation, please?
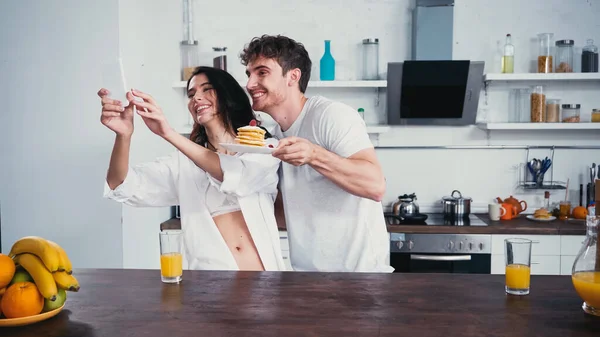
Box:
[591, 109, 600, 123]
[530, 86, 546, 122]
[561, 104, 580, 123]
[555, 39, 575, 73]
[537, 33, 554, 73]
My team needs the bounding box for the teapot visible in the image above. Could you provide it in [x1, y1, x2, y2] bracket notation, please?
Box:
[496, 195, 528, 215]
[393, 193, 419, 217]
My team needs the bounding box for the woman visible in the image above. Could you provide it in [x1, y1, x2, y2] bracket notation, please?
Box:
[100, 66, 285, 271]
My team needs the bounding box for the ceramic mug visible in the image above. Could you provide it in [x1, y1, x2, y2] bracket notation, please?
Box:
[489, 203, 507, 221]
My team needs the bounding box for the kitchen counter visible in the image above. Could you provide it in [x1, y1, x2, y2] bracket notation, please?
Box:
[162, 214, 587, 235]
[3, 269, 599, 337]
[387, 213, 587, 235]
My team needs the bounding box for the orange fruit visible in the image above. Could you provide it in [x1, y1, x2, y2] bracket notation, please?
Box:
[572, 206, 588, 220]
[0, 282, 44, 318]
[0, 254, 16, 289]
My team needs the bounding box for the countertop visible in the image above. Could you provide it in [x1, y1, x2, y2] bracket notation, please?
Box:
[387, 214, 587, 235]
[2, 269, 598, 337]
[161, 214, 587, 235]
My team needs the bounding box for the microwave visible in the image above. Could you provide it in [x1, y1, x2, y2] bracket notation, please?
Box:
[386, 60, 484, 126]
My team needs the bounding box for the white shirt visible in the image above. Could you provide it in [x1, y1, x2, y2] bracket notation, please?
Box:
[103, 150, 287, 271]
[272, 96, 393, 273]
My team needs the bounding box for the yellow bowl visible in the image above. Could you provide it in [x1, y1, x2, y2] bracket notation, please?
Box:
[0, 305, 64, 327]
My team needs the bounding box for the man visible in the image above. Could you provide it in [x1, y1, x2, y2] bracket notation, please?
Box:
[240, 35, 393, 273]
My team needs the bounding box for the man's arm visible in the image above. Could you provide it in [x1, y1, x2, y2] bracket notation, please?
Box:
[272, 137, 385, 202]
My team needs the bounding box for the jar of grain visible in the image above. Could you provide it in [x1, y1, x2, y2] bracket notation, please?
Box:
[561, 104, 581, 123]
[545, 99, 560, 123]
[591, 109, 600, 123]
[555, 39, 574, 73]
[530, 86, 546, 122]
[537, 33, 554, 73]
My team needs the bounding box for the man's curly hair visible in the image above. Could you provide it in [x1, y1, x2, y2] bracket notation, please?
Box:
[240, 35, 312, 93]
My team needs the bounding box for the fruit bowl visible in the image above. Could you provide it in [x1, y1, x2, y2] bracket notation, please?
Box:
[0, 304, 64, 327]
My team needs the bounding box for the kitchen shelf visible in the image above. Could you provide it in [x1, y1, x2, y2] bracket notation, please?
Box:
[174, 124, 391, 135]
[484, 73, 600, 82]
[172, 80, 387, 89]
[477, 123, 600, 130]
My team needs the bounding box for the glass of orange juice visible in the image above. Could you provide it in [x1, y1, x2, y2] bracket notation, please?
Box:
[159, 230, 183, 284]
[505, 238, 532, 295]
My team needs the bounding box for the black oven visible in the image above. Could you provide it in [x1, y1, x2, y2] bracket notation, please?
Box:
[390, 233, 492, 274]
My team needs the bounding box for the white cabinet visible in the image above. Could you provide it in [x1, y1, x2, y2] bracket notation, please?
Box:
[490, 234, 586, 276]
[559, 235, 585, 275]
[279, 231, 292, 271]
[491, 235, 561, 275]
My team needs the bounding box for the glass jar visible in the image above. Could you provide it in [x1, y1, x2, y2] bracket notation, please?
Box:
[582, 39, 599, 73]
[592, 109, 600, 123]
[545, 98, 560, 123]
[571, 215, 600, 317]
[555, 39, 575, 73]
[562, 104, 581, 123]
[362, 38, 379, 80]
[181, 40, 199, 81]
[530, 86, 546, 122]
[212, 47, 227, 71]
[537, 33, 554, 73]
[509, 88, 531, 122]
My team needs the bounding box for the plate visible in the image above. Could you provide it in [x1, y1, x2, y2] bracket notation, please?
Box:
[0, 305, 64, 327]
[219, 138, 278, 154]
[526, 215, 557, 222]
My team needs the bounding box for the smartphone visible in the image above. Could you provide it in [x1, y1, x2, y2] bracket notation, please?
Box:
[100, 57, 129, 106]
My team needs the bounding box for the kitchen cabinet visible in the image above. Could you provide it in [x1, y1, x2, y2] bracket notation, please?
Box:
[490, 234, 585, 276]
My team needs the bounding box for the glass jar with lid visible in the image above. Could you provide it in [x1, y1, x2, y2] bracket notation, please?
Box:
[362, 38, 379, 80]
[555, 39, 575, 73]
[582, 39, 599, 73]
[562, 104, 581, 123]
[591, 109, 600, 123]
[530, 85, 546, 122]
[537, 33, 554, 73]
[545, 99, 561, 123]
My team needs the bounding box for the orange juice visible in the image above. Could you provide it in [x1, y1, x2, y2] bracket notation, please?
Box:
[572, 271, 600, 308]
[160, 253, 182, 278]
[506, 264, 530, 289]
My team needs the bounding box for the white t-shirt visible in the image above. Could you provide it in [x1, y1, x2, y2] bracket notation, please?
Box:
[272, 96, 393, 272]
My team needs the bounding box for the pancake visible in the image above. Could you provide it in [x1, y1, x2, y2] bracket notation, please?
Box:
[235, 125, 266, 147]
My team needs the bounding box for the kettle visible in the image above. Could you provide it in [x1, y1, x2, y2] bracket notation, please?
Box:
[392, 193, 420, 217]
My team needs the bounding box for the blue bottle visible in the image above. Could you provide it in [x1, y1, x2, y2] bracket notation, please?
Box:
[320, 40, 335, 81]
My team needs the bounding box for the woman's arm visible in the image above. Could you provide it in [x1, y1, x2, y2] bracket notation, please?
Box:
[162, 130, 224, 181]
[107, 134, 132, 189]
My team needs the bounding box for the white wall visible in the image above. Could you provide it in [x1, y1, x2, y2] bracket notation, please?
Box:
[2, 0, 599, 268]
[0, 0, 123, 267]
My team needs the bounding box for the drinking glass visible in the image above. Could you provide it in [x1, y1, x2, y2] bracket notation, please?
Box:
[159, 230, 183, 283]
[505, 238, 532, 295]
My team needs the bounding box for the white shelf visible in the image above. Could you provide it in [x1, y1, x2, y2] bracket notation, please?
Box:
[175, 124, 391, 135]
[477, 122, 600, 130]
[484, 73, 600, 82]
[172, 80, 387, 89]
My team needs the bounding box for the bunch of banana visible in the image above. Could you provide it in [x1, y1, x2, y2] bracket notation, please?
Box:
[9, 236, 80, 303]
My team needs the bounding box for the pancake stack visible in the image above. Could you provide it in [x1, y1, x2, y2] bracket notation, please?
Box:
[235, 125, 266, 147]
[533, 208, 551, 219]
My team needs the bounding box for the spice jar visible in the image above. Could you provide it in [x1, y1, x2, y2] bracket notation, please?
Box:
[562, 104, 581, 123]
[546, 99, 560, 123]
[555, 39, 575, 73]
[537, 33, 554, 73]
[591, 109, 600, 123]
[530, 86, 546, 122]
[582, 39, 599, 73]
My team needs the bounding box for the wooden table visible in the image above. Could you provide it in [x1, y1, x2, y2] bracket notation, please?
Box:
[2, 269, 599, 337]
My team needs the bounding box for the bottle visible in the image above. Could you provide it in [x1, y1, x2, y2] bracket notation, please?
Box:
[501, 34, 514, 73]
[582, 39, 599, 73]
[571, 215, 600, 316]
[320, 40, 335, 81]
[543, 191, 550, 210]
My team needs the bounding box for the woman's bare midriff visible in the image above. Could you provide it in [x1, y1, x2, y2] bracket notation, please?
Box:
[213, 210, 265, 271]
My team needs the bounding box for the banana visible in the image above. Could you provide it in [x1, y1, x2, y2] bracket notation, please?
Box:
[47, 240, 73, 274]
[52, 271, 80, 292]
[9, 236, 61, 272]
[13, 253, 58, 301]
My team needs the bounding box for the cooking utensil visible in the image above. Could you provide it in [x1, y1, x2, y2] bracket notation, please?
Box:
[442, 190, 472, 218]
[580, 184, 583, 207]
[391, 193, 420, 224]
